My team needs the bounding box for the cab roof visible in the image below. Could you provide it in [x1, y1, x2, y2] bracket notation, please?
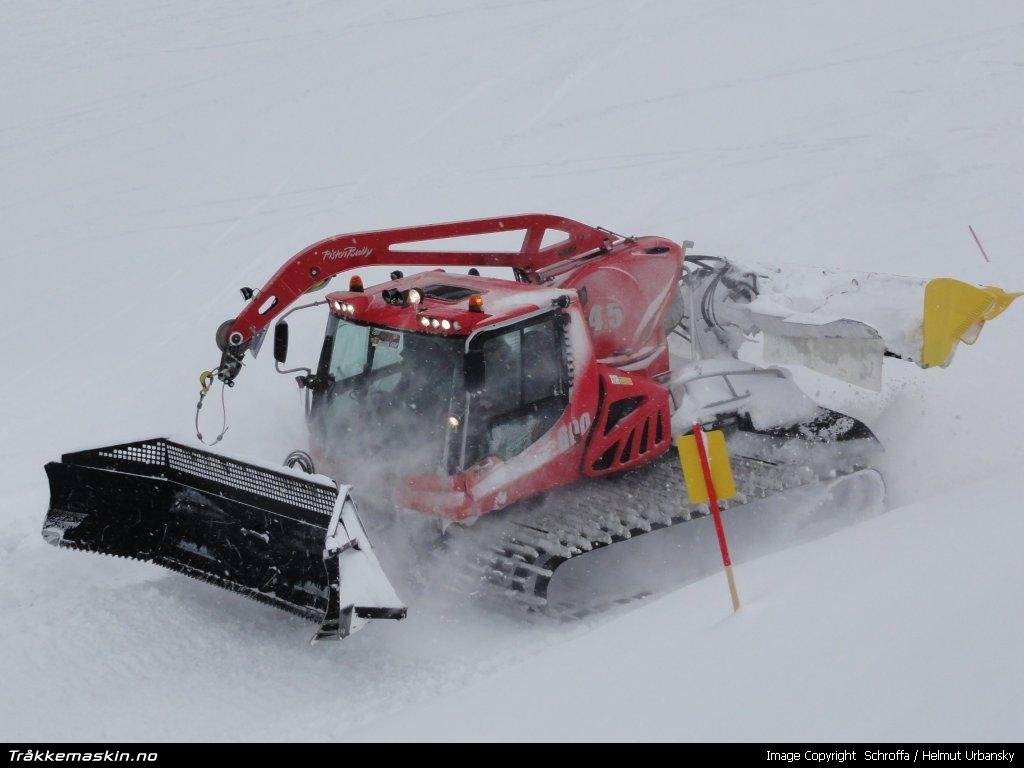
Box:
[325, 270, 571, 336]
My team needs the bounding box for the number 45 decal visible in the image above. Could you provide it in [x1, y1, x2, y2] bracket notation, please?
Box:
[557, 413, 593, 450]
[588, 302, 624, 331]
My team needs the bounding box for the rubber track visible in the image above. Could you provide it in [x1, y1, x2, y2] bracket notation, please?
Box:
[446, 451, 856, 614]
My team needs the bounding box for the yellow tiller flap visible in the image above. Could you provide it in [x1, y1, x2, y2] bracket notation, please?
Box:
[922, 278, 1021, 368]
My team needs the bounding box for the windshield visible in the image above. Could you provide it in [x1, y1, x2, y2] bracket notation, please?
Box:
[313, 318, 463, 476]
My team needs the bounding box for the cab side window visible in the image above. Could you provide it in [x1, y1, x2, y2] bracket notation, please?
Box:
[469, 316, 568, 464]
[522, 321, 563, 403]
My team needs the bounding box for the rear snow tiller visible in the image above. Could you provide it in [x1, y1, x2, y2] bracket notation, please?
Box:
[42, 214, 1019, 640]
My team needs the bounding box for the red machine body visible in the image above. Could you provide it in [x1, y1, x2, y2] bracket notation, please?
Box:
[220, 215, 684, 520]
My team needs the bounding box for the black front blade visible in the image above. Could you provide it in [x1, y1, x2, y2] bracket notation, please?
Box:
[43, 439, 338, 623]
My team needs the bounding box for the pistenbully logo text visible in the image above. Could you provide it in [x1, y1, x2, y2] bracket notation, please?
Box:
[322, 245, 372, 261]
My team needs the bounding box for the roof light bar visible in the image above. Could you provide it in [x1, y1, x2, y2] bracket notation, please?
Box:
[418, 316, 461, 333]
[331, 299, 357, 316]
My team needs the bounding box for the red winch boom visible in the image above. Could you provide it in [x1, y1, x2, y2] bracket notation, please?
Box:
[220, 214, 617, 354]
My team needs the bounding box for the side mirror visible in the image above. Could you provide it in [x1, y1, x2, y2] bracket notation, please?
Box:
[273, 322, 289, 364]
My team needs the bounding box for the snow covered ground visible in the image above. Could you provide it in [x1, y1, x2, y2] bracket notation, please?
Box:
[2, 0, 1023, 741]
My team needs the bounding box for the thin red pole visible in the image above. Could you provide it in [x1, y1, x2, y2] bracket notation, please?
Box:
[692, 422, 740, 611]
[969, 225, 991, 263]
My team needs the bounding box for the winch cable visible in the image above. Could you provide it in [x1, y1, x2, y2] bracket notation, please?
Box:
[194, 369, 230, 446]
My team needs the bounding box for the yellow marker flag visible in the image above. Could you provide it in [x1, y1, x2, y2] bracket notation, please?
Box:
[675, 430, 737, 504]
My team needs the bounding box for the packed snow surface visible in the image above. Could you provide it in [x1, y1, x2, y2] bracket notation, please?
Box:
[2, 0, 1023, 741]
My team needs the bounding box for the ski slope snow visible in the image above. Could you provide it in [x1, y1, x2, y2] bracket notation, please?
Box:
[2, 0, 1023, 741]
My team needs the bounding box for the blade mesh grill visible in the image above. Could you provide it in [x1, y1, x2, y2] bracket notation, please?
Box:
[96, 439, 336, 517]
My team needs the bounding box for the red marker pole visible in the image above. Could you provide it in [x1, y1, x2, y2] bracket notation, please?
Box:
[692, 422, 741, 611]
